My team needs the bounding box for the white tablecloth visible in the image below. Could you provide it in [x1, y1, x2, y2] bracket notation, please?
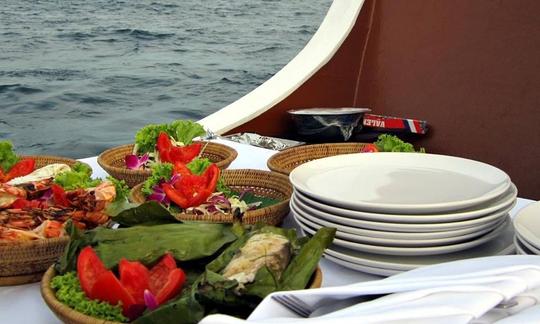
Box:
[0, 139, 535, 323]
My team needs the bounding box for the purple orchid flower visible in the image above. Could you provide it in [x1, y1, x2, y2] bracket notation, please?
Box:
[148, 185, 170, 204]
[143, 289, 159, 311]
[125, 153, 149, 170]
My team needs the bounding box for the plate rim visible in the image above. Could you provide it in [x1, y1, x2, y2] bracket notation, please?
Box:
[294, 184, 517, 223]
[291, 194, 514, 233]
[290, 152, 511, 213]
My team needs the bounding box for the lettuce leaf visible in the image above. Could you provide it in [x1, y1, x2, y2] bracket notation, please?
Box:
[0, 140, 20, 173]
[54, 162, 101, 190]
[374, 134, 425, 153]
[134, 124, 169, 154]
[134, 120, 206, 154]
[142, 163, 173, 196]
[186, 157, 212, 175]
[169, 120, 206, 145]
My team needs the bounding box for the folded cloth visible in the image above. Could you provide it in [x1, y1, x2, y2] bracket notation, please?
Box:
[199, 255, 540, 324]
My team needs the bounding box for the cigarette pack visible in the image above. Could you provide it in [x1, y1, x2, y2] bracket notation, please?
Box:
[362, 114, 428, 134]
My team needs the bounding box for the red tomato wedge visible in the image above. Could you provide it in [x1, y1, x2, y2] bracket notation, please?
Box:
[90, 271, 137, 317]
[3, 158, 35, 182]
[155, 268, 186, 305]
[77, 246, 108, 299]
[51, 184, 70, 207]
[361, 143, 380, 153]
[164, 163, 220, 209]
[148, 254, 177, 294]
[119, 259, 150, 305]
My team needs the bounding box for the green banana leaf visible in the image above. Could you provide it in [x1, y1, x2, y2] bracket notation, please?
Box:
[196, 226, 336, 312]
[112, 201, 178, 226]
[56, 222, 238, 272]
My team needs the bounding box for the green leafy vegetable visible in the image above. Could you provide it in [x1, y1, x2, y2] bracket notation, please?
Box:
[374, 134, 425, 153]
[169, 120, 206, 145]
[142, 163, 173, 196]
[54, 162, 101, 190]
[134, 124, 169, 154]
[186, 157, 212, 175]
[51, 272, 128, 322]
[240, 192, 280, 209]
[0, 140, 20, 172]
[133, 291, 204, 324]
[134, 120, 206, 154]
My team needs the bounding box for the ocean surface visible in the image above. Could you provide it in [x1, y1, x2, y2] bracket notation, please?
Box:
[0, 0, 332, 158]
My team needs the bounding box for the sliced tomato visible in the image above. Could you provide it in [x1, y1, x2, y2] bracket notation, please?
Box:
[203, 164, 220, 193]
[156, 132, 173, 163]
[3, 158, 35, 182]
[77, 246, 108, 299]
[169, 143, 202, 164]
[90, 270, 137, 317]
[119, 258, 150, 305]
[162, 183, 190, 208]
[10, 198, 45, 209]
[155, 268, 186, 305]
[361, 143, 380, 153]
[51, 184, 70, 207]
[149, 254, 177, 294]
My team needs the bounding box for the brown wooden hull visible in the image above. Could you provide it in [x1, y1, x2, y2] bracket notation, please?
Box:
[227, 0, 540, 199]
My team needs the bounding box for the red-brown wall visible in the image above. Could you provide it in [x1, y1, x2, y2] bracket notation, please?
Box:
[230, 0, 540, 199]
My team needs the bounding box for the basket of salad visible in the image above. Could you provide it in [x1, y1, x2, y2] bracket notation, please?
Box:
[267, 134, 425, 175]
[0, 141, 132, 284]
[41, 222, 334, 323]
[127, 156, 292, 225]
[97, 120, 237, 187]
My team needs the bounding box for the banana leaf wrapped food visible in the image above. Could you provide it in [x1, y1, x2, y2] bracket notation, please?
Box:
[52, 222, 335, 323]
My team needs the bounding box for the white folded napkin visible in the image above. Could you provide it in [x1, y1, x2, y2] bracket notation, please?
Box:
[199, 255, 540, 324]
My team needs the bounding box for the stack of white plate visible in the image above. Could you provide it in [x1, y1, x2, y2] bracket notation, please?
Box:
[289, 153, 517, 276]
[513, 202, 540, 255]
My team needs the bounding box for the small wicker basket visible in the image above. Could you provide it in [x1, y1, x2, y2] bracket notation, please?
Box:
[0, 155, 81, 285]
[130, 169, 292, 225]
[41, 265, 322, 324]
[97, 142, 238, 187]
[267, 142, 368, 175]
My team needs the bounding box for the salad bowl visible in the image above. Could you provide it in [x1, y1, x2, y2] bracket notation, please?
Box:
[98, 142, 237, 187]
[130, 169, 293, 225]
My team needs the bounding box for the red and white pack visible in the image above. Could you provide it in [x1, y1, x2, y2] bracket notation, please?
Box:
[362, 114, 428, 134]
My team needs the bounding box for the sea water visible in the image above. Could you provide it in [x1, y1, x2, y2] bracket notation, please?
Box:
[0, 0, 331, 158]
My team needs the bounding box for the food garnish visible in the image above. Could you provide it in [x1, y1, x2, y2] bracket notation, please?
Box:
[0, 140, 36, 183]
[372, 134, 426, 152]
[74, 246, 186, 320]
[128, 120, 206, 169]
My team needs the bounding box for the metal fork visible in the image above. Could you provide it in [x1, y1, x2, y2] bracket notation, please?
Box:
[271, 294, 373, 318]
[271, 294, 519, 318]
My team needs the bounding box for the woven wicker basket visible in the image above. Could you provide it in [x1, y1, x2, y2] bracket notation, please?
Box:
[130, 169, 292, 225]
[97, 142, 238, 187]
[267, 142, 368, 175]
[41, 265, 322, 324]
[0, 155, 81, 285]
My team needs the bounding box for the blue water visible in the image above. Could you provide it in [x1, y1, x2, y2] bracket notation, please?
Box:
[0, 0, 332, 158]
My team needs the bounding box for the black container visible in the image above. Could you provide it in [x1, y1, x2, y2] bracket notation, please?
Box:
[288, 108, 371, 142]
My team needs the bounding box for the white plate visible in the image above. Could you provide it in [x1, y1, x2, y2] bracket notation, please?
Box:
[291, 195, 512, 233]
[294, 211, 504, 247]
[323, 254, 400, 276]
[513, 201, 540, 249]
[291, 200, 504, 239]
[515, 233, 540, 255]
[294, 184, 517, 223]
[514, 236, 531, 255]
[299, 216, 510, 256]
[290, 153, 510, 213]
[319, 219, 515, 271]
